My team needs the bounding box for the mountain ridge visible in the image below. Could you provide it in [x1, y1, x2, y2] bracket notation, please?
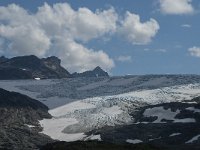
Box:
[0, 55, 109, 80]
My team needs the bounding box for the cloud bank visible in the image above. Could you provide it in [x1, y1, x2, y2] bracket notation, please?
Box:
[0, 3, 159, 72]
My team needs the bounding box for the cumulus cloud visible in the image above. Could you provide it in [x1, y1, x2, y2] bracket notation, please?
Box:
[159, 0, 194, 15]
[116, 55, 132, 62]
[119, 11, 160, 45]
[0, 3, 160, 72]
[36, 3, 118, 42]
[0, 3, 115, 72]
[51, 37, 114, 72]
[188, 46, 200, 57]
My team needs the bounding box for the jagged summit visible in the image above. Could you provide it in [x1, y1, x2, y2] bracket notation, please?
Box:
[72, 66, 109, 78]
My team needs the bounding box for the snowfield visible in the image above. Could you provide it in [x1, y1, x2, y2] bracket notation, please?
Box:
[0, 75, 200, 141]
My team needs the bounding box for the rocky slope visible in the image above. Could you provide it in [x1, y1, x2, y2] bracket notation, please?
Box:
[0, 88, 53, 150]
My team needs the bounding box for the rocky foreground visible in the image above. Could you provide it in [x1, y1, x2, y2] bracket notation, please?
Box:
[0, 88, 53, 150]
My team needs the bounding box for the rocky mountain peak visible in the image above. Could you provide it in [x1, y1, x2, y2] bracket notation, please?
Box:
[72, 66, 109, 78]
[92, 66, 109, 77]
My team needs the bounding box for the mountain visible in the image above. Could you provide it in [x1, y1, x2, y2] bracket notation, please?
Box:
[72, 66, 109, 78]
[0, 88, 53, 150]
[0, 55, 70, 80]
[0, 55, 109, 80]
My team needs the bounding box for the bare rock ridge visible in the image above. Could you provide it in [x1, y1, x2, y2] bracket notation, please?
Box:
[0, 88, 53, 150]
[71, 66, 109, 78]
[0, 55, 109, 80]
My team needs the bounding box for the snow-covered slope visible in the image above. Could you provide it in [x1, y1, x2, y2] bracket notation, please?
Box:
[0, 75, 200, 141]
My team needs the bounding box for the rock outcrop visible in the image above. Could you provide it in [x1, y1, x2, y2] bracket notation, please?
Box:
[0, 55, 71, 80]
[72, 66, 109, 78]
[0, 88, 53, 150]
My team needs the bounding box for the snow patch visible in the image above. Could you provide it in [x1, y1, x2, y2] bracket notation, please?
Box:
[34, 78, 41, 80]
[25, 124, 35, 128]
[143, 107, 180, 123]
[84, 134, 101, 141]
[169, 133, 181, 137]
[186, 107, 200, 113]
[126, 139, 143, 144]
[185, 135, 200, 144]
[173, 118, 196, 123]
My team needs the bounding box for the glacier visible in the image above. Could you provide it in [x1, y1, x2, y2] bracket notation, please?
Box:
[0, 75, 200, 141]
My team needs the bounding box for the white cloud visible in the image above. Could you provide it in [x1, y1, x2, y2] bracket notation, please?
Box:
[181, 24, 191, 28]
[116, 55, 132, 62]
[36, 3, 118, 42]
[188, 46, 200, 57]
[119, 11, 160, 45]
[51, 37, 114, 72]
[0, 3, 160, 72]
[159, 0, 194, 15]
[0, 24, 51, 57]
[0, 3, 115, 72]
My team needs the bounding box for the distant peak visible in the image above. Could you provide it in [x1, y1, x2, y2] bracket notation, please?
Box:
[93, 66, 103, 71]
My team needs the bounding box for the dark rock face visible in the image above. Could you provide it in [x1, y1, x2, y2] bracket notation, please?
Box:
[72, 66, 109, 78]
[0, 55, 71, 80]
[0, 88, 53, 150]
[0, 56, 8, 64]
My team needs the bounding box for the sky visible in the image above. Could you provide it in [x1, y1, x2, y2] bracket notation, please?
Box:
[0, 0, 200, 75]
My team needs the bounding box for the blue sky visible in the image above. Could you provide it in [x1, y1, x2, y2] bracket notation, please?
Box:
[0, 0, 200, 75]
